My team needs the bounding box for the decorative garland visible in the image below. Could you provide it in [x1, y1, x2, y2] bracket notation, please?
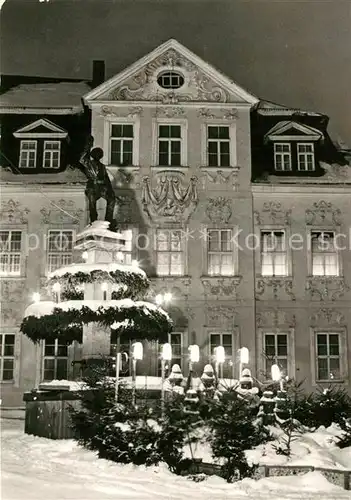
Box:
[48, 270, 150, 301]
[21, 304, 172, 345]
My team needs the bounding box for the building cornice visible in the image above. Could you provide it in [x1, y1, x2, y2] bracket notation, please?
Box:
[251, 183, 351, 194]
[0, 183, 85, 194]
[89, 101, 252, 109]
[0, 107, 82, 115]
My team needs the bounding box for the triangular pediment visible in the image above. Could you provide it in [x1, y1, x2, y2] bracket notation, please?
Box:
[264, 121, 324, 142]
[84, 39, 258, 106]
[14, 119, 68, 138]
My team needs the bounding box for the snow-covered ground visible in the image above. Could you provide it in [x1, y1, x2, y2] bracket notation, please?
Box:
[1, 419, 350, 500]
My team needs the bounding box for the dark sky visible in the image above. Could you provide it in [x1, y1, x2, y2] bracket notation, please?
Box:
[1, 0, 351, 143]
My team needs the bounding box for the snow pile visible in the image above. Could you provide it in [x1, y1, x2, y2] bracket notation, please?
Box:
[246, 424, 351, 470]
[49, 261, 146, 278]
[38, 380, 85, 391]
[1, 419, 350, 500]
[23, 299, 170, 319]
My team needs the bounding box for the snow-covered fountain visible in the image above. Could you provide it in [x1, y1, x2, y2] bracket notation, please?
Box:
[21, 220, 173, 438]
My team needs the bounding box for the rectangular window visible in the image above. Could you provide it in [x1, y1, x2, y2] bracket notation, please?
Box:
[264, 333, 288, 378]
[119, 229, 133, 265]
[43, 141, 61, 169]
[0, 230, 22, 276]
[261, 230, 288, 276]
[207, 229, 234, 276]
[169, 332, 183, 369]
[274, 143, 291, 171]
[298, 143, 315, 171]
[47, 230, 73, 273]
[158, 125, 181, 166]
[19, 140, 37, 168]
[316, 333, 341, 381]
[210, 333, 234, 378]
[156, 229, 184, 276]
[0, 333, 15, 381]
[207, 126, 230, 167]
[42, 340, 68, 381]
[311, 231, 338, 276]
[110, 124, 134, 166]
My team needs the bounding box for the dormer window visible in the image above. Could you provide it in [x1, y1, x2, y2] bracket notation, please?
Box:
[43, 141, 61, 169]
[274, 143, 291, 171]
[19, 141, 37, 168]
[297, 143, 315, 171]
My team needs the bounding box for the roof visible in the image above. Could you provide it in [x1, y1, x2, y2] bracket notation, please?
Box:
[0, 82, 91, 114]
[0, 168, 86, 185]
[256, 99, 324, 117]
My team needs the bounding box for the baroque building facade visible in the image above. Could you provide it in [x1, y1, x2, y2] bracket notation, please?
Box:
[0, 39, 350, 407]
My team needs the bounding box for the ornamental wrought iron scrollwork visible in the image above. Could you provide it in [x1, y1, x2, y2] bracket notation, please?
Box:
[305, 200, 342, 226]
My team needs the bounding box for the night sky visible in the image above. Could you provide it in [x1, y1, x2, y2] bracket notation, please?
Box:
[1, 0, 350, 143]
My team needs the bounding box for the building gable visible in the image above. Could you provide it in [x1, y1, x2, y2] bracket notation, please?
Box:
[264, 121, 324, 143]
[13, 119, 68, 138]
[84, 39, 258, 106]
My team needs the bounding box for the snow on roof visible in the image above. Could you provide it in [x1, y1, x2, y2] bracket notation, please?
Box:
[48, 261, 146, 279]
[23, 299, 169, 319]
[256, 99, 323, 117]
[0, 82, 90, 112]
[0, 168, 86, 184]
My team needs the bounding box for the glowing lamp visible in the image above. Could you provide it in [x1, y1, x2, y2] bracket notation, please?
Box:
[271, 364, 281, 382]
[161, 343, 172, 361]
[132, 342, 143, 360]
[131, 259, 139, 267]
[214, 345, 225, 364]
[82, 251, 88, 261]
[164, 292, 172, 303]
[101, 282, 108, 292]
[240, 347, 249, 365]
[189, 344, 200, 363]
[116, 251, 124, 262]
[52, 282, 61, 293]
[32, 292, 41, 303]
[155, 294, 163, 306]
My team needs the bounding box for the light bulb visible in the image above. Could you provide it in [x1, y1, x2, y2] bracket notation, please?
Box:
[214, 345, 225, 364]
[131, 259, 139, 267]
[32, 292, 41, 303]
[164, 292, 172, 303]
[82, 251, 88, 261]
[240, 347, 249, 364]
[271, 364, 281, 382]
[161, 343, 172, 361]
[189, 344, 200, 363]
[155, 294, 163, 306]
[52, 282, 61, 293]
[101, 282, 108, 292]
[132, 342, 143, 360]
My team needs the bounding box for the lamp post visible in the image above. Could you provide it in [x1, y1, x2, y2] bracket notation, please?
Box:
[101, 282, 108, 301]
[114, 351, 128, 403]
[239, 347, 249, 379]
[161, 343, 172, 415]
[132, 342, 143, 405]
[214, 346, 225, 384]
[31, 292, 41, 387]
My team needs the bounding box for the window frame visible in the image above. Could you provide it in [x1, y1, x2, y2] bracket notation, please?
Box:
[0, 229, 23, 277]
[41, 339, 69, 382]
[168, 331, 184, 370]
[155, 228, 186, 277]
[208, 332, 236, 379]
[103, 117, 140, 167]
[42, 140, 61, 169]
[46, 229, 74, 275]
[273, 142, 292, 171]
[206, 228, 237, 276]
[0, 332, 17, 382]
[310, 328, 348, 385]
[201, 121, 237, 167]
[19, 140, 37, 169]
[257, 328, 295, 382]
[260, 229, 289, 277]
[152, 118, 188, 167]
[206, 125, 231, 167]
[297, 142, 315, 172]
[309, 229, 340, 277]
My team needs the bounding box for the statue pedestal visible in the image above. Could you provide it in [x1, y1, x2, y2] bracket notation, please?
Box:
[74, 221, 126, 363]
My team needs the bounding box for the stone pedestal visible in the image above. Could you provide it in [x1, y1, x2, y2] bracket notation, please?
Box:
[74, 221, 126, 363]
